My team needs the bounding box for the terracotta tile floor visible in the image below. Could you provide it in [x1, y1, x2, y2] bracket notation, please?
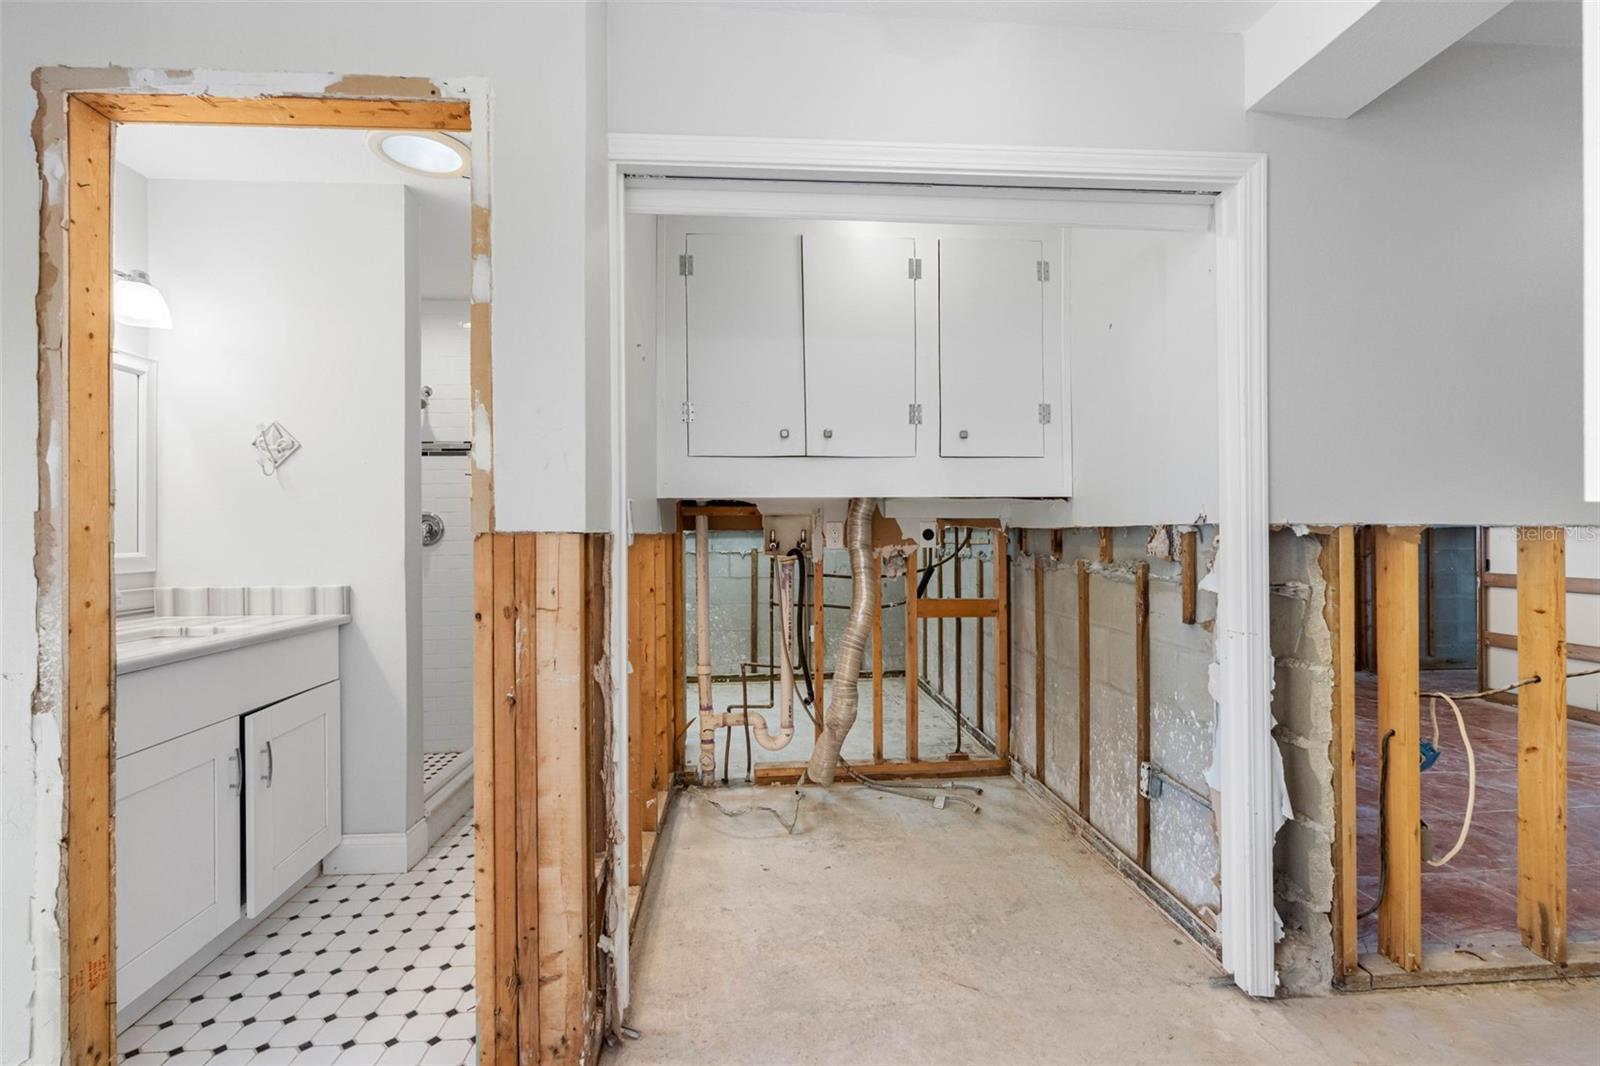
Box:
[1355, 668, 1600, 954]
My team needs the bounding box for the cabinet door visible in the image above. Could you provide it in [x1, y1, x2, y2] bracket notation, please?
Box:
[685, 232, 807, 457]
[116, 718, 242, 1007]
[938, 238, 1047, 458]
[803, 234, 918, 457]
[244, 681, 341, 916]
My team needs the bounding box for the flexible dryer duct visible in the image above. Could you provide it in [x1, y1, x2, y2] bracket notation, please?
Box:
[806, 497, 876, 785]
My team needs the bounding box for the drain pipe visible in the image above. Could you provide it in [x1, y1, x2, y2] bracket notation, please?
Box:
[695, 521, 798, 783]
[806, 497, 876, 785]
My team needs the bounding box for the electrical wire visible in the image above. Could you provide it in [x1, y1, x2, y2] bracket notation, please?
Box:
[692, 786, 804, 834]
[916, 530, 973, 598]
[1358, 729, 1395, 921]
[1423, 692, 1474, 868]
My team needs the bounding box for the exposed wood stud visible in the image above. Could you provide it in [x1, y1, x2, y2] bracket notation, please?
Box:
[976, 559, 987, 734]
[1324, 527, 1359, 980]
[755, 758, 1008, 785]
[914, 597, 1000, 618]
[1098, 527, 1114, 564]
[1484, 632, 1600, 663]
[626, 542, 644, 885]
[513, 537, 540, 1052]
[1077, 560, 1092, 820]
[534, 535, 588, 1063]
[1376, 526, 1422, 972]
[814, 551, 826, 739]
[1135, 562, 1151, 870]
[487, 534, 519, 1060]
[1034, 560, 1047, 781]
[995, 528, 1012, 761]
[472, 536, 503, 1062]
[906, 554, 920, 763]
[1517, 527, 1567, 965]
[1179, 529, 1198, 625]
[65, 96, 116, 1066]
[873, 552, 885, 763]
[73, 92, 471, 129]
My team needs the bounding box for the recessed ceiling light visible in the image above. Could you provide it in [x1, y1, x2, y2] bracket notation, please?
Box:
[367, 131, 469, 178]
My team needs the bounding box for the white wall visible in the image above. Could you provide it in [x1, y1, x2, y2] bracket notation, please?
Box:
[145, 179, 422, 843]
[608, 2, 1597, 527]
[420, 301, 474, 755]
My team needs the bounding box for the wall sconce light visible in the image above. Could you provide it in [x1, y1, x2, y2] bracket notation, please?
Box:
[114, 269, 173, 330]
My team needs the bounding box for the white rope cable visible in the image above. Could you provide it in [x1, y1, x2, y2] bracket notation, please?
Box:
[1423, 691, 1475, 868]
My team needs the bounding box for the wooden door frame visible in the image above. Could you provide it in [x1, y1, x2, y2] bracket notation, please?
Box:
[36, 74, 490, 1064]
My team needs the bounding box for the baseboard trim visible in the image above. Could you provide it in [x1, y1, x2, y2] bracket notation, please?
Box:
[425, 760, 475, 846]
[322, 817, 430, 875]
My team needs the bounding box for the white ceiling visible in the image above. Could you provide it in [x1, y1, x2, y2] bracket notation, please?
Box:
[116, 125, 471, 300]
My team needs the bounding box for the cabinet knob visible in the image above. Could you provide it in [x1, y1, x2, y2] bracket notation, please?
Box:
[779, 428, 790, 440]
[959, 429, 970, 440]
[822, 428, 833, 439]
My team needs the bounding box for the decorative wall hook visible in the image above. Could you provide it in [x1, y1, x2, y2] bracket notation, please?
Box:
[252, 421, 301, 476]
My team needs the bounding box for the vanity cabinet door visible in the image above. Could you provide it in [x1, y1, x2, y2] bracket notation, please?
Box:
[244, 681, 342, 916]
[116, 717, 242, 1008]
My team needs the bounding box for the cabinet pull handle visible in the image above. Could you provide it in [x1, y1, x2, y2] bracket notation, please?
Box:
[229, 748, 242, 794]
[261, 742, 274, 786]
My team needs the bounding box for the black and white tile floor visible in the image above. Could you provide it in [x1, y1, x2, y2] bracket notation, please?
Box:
[421, 752, 463, 791]
[119, 815, 477, 1065]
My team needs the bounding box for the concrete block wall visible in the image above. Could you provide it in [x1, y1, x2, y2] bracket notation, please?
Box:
[1421, 526, 1477, 666]
[1003, 524, 1341, 995]
[1008, 526, 1220, 915]
[1268, 528, 1336, 995]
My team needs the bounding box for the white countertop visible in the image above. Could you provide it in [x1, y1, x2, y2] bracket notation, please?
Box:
[116, 613, 350, 675]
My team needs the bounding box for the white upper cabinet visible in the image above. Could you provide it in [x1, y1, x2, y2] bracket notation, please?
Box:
[802, 233, 919, 457]
[937, 238, 1048, 458]
[684, 232, 807, 457]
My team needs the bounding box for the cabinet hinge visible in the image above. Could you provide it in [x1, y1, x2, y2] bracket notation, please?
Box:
[679, 253, 694, 277]
[680, 401, 695, 423]
[908, 257, 923, 280]
[908, 403, 923, 425]
[1038, 403, 1052, 425]
[1036, 260, 1050, 282]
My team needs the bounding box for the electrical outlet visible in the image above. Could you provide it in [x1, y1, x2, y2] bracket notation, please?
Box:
[824, 521, 844, 550]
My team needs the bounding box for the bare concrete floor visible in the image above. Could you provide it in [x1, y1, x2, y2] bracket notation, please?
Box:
[612, 776, 1599, 1066]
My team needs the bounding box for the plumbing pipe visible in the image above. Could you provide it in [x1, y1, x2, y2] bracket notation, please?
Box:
[696, 514, 716, 784]
[806, 498, 876, 785]
[700, 559, 798, 751]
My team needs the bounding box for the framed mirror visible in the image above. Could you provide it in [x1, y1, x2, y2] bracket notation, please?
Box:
[113, 351, 157, 574]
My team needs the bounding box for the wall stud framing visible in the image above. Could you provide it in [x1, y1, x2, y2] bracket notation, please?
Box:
[1179, 529, 1198, 625]
[1517, 527, 1567, 965]
[1035, 560, 1047, 780]
[1135, 562, 1151, 870]
[906, 557, 921, 762]
[1077, 559, 1092, 819]
[994, 529, 1011, 762]
[1323, 527, 1359, 980]
[873, 554, 885, 762]
[1375, 526, 1422, 972]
